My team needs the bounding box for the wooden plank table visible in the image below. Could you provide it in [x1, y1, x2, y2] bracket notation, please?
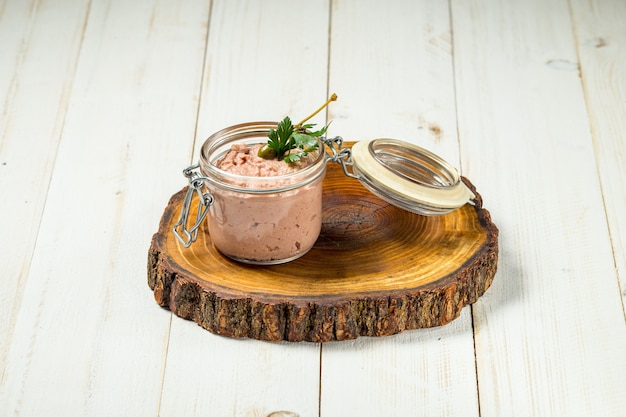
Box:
[1, 0, 624, 416]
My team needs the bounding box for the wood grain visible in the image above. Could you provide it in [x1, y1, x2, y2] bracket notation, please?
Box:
[0, 1, 210, 415]
[157, 2, 331, 416]
[570, 0, 626, 312]
[321, 1, 482, 415]
[0, 2, 95, 414]
[453, 0, 626, 415]
[0, 0, 91, 385]
[148, 153, 498, 342]
[3, 0, 625, 415]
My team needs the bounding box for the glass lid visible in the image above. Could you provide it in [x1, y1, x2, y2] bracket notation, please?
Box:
[350, 139, 475, 215]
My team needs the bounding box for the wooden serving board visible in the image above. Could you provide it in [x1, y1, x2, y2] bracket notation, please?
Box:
[148, 152, 499, 342]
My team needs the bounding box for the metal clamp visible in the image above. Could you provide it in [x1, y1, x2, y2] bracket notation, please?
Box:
[323, 136, 360, 179]
[172, 163, 214, 247]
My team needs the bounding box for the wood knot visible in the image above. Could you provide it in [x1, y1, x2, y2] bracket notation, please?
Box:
[546, 59, 579, 71]
[585, 37, 607, 48]
[318, 197, 396, 249]
[429, 123, 442, 139]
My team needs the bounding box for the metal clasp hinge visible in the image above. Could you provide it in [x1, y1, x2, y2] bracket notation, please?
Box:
[172, 163, 214, 247]
[323, 136, 360, 179]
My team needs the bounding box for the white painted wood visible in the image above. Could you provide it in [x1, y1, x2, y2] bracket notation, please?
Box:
[320, 319, 479, 417]
[1, 1, 624, 415]
[569, 0, 626, 312]
[194, 0, 334, 141]
[452, 0, 626, 415]
[158, 1, 329, 416]
[0, 0, 210, 416]
[0, 0, 90, 385]
[326, 0, 461, 164]
[321, 1, 480, 416]
[161, 320, 321, 417]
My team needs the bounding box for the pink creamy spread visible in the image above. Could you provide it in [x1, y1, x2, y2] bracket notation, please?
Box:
[207, 143, 323, 263]
[216, 143, 313, 176]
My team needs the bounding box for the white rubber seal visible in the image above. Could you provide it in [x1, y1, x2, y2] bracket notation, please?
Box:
[351, 139, 475, 214]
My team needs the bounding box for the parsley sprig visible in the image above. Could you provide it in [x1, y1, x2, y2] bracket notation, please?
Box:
[258, 94, 337, 163]
[262, 117, 329, 163]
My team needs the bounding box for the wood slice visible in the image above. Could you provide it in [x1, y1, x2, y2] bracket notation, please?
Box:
[148, 147, 499, 342]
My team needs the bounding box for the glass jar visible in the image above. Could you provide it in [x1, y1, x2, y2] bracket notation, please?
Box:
[197, 122, 326, 264]
[173, 122, 475, 265]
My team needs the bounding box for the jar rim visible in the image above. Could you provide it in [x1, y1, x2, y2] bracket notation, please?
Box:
[198, 121, 326, 193]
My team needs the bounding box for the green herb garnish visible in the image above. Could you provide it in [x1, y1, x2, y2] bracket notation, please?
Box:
[258, 94, 337, 163]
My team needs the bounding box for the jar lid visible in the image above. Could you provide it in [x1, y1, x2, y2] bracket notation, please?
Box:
[350, 139, 475, 215]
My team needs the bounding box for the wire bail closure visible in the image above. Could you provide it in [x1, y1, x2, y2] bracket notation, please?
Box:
[323, 136, 360, 179]
[172, 163, 214, 247]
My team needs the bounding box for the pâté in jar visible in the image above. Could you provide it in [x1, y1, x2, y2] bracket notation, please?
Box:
[201, 121, 326, 264]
